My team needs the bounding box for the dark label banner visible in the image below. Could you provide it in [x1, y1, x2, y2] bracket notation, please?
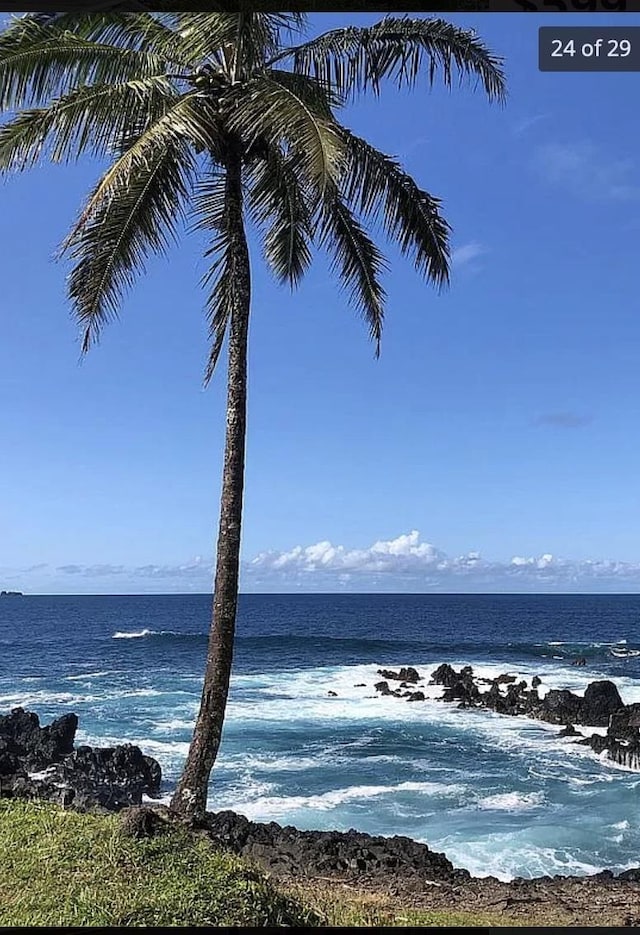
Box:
[0, 1, 636, 13]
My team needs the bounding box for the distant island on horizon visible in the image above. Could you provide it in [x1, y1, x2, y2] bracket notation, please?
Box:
[0, 590, 23, 597]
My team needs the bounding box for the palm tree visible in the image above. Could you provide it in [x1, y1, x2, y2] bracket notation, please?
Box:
[0, 12, 505, 819]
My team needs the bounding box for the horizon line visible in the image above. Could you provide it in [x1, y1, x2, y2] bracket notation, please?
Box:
[7, 591, 640, 598]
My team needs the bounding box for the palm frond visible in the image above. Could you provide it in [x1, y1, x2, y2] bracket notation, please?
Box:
[0, 26, 168, 111]
[61, 110, 200, 351]
[266, 67, 344, 112]
[320, 192, 387, 354]
[0, 76, 176, 171]
[246, 143, 313, 288]
[272, 16, 506, 103]
[341, 129, 450, 288]
[225, 74, 344, 192]
[1, 12, 192, 68]
[173, 12, 306, 73]
[62, 92, 221, 255]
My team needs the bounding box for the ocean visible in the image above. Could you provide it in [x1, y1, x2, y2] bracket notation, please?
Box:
[1, 592, 639, 881]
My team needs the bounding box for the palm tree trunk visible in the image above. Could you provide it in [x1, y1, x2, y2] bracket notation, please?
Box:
[171, 150, 250, 820]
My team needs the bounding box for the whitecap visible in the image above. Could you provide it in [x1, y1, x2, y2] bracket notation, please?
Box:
[476, 791, 545, 812]
[112, 629, 157, 639]
[65, 670, 118, 681]
[149, 718, 194, 733]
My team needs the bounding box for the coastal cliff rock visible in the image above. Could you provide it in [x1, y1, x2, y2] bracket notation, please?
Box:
[204, 809, 469, 884]
[0, 708, 77, 771]
[0, 707, 161, 810]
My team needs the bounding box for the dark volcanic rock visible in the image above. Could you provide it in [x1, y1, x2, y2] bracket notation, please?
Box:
[538, 689, 582, 725]
[494, 673, 517, 685]
[579, 680, 623, 727]
[483, 678, 531, 717]
[442, 669, 480, 707]
[580, 733, 609, 754]
[407, 691, 425, 702]
[609, 705, 640, 739]
[587, 730, 640, 770]
[377, 659, 640, 773]
[374, 680, 392, 696]
[0, 708, 161, 811]
[0, 708, 78, 772]
[204, 810, 469, 884]
[559, 724, 582, 738]
[377, 667, 421, 684]
[58, 745, 162, 810]
[430, 664, 460, 688]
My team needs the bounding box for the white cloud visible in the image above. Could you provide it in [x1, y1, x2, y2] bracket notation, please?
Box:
[534, 141, 640, 203]
[247, 532, 640, 592]
[513, 114, 548, 136]
[8, 533, 640, 593]
[252, 530, 444, 576]
[451, 242, 487, 270]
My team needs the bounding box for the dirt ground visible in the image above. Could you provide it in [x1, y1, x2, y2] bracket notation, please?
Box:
[289, 870, 640, 927]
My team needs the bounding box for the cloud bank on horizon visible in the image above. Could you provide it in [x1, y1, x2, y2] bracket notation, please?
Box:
[5, 531, 640, 593]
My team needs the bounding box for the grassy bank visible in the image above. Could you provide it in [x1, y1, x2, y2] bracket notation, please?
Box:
[0, 801, 514, 927]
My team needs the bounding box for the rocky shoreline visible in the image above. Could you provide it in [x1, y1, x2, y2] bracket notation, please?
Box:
[199, 808, 640, 926]
[3, 704, 640, 924]
[373, 662, 640, 770]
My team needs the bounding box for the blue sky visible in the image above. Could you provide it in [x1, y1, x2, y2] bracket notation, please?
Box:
[2, 12, 640, 594]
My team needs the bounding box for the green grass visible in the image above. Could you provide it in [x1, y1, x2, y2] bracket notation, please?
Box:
[0, 800, 518, 927]
[0, 800, 316, 927]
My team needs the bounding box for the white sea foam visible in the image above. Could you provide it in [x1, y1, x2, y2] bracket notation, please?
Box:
[438, 836, 607, 882]
[150, 718, 194, 733]
[112, 628, 157, 639]
[0, 690, 102, 706]
[224, 780, 466, 821]
[476, 791, 545, 812]
[224, 660, 631, 782]
[65, 671, 118, 681]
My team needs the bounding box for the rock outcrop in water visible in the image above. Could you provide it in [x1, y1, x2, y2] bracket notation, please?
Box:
[373, 665, 640, 771]
[377, 666, 421, 684]
[0, 707, 161, 810]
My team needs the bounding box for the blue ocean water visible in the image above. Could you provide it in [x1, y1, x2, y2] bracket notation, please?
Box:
[1, 592, 640, 880]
